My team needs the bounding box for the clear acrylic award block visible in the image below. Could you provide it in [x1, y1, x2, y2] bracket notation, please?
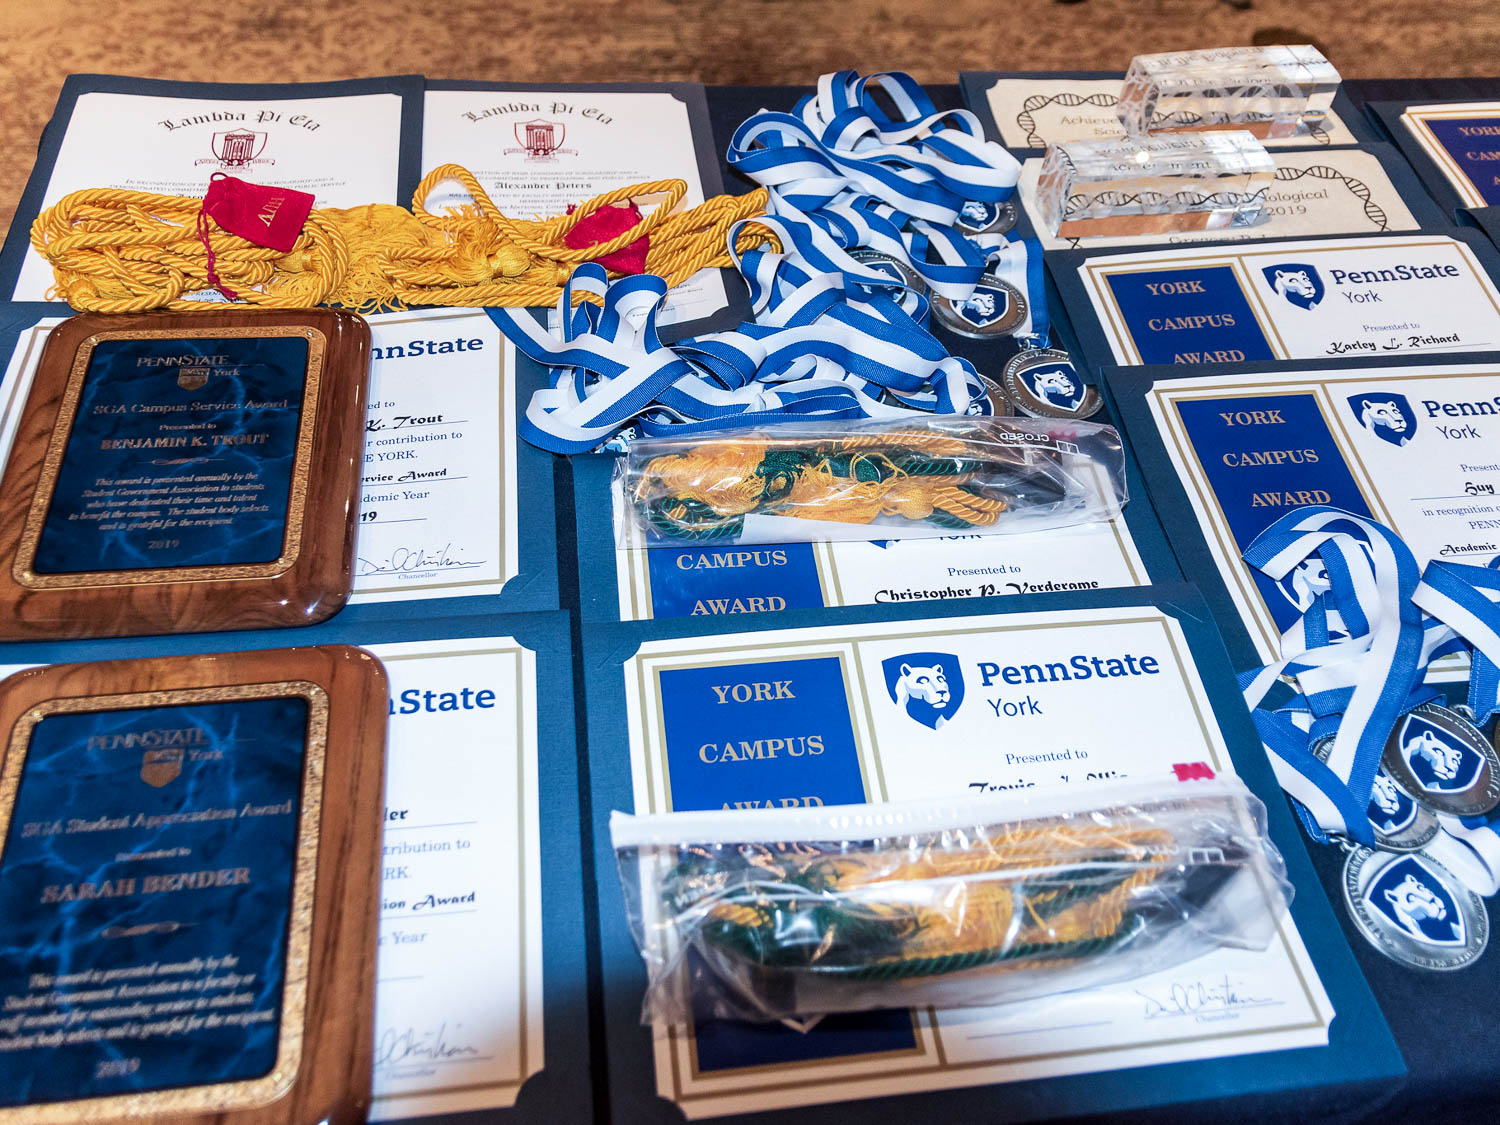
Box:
[1035, 131, 1275, 237]
[1118, 45, 1341, 140]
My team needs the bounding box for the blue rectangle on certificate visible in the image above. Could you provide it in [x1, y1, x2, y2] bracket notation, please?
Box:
[0, 696, 306, 1105]
[1105, 265, 1277, 365]
[1173, 392, 1374, 632]
[36, 335, 307, 573]
[1420, 117, 1500, 206]
[645, 544, 826, 618]
[657, 656, 865, 811]
[692, 1004, 917, 1072]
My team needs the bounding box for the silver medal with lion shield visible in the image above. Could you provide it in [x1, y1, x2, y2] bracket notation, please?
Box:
[1342, 846, 1487, 970]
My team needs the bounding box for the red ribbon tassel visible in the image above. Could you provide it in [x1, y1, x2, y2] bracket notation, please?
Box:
[563, 202, 650, 274]
[194, 174, 316, 299]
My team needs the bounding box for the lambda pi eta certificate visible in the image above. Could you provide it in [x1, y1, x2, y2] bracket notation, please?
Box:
[422, 87, 728, 327]
[12, 91, 405, 302]
[619, 607, 1332, 1116]
[1139, 361, 1500, 665]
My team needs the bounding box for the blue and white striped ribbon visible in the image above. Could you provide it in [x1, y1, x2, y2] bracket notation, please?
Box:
[1236, 509, 1500, 888]
[485, 262, 992, 454]
[727, 70, 1034, 309]
[1237, 507, 1429, 845]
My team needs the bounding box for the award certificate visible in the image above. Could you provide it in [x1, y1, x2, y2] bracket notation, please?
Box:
[351, 309, 518, 605]
[422, 87, 728, 327]
[1399, 102, 1500, 208]
[12, 90, 405, 302]
[1122, 359, 1500, 667]
[1020, 149, 1420, 251]
[980, 77, 1359, 149]
[366, 636, 544, 1121]
[1070, 234, 1500, 365]
[610, 489, 1148, 621]
[613, 605, 1333, 1116]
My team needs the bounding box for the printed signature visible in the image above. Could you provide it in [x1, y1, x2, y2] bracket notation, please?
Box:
[373, 1022, 480, 1068]
[1135, 975, 1280, 1022]
[357, 543, 486, 576]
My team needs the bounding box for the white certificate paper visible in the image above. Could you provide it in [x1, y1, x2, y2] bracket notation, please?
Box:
[0, 310, 519, 609]
[982, 77, 1359, 149]
[1022, 149, 1419, 251]
[621, 606, 1332, 1116]
[14, 91, 404, 301]
[1142, 361, 1500, 667]
[422, 88, 727, 327]
[368, 637, 544, 1120]
[351, 309, 519, 605]
[1077, 234, 1500, 365]
[613, 517, 1149, 621]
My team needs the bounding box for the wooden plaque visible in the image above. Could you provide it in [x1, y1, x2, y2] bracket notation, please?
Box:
[0, 645, 387, 1124]
[0, 309, 371, 639]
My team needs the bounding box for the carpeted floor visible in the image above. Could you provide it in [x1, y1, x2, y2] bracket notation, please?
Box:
[2, 0, 1498, 231]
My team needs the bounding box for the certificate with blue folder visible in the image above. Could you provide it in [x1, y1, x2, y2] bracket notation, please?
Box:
[1100, 351, 1500, 676]
[582, 588, 1402, 1120]
[0, 607, 590, 1124]
[0, 74, 425, 303]
[1049, 228, 1500, 374]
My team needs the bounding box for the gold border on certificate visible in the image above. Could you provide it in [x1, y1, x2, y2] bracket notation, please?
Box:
[1401, 103, 1500, 210]
[1146, 364, 1492, 670]
[13, 326, 326, 589]
[0, 679, 329, 1123]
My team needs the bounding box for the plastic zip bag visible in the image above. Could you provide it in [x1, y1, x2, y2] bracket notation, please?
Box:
[614, 416, 1128, 548]
[611, 772, 1292, 1024]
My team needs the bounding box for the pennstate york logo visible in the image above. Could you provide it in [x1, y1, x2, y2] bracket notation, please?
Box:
[1262, 263, 1325, 310]
[208, 129, 270, 168]
[1348, 392, 1417, 447]
[1368, 773, 1419, 834]
[1399, 713, 1483, 791]
[176, 366, 210, 391]
[882, 652, 964, 730]
[1020, 362, 1085, 411]
[140, 747, 184, 788]
[1367, 855, 1466, 946]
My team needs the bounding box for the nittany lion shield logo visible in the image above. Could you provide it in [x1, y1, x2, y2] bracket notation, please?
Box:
[176, 366, 210, 391]
[1368, 773, 1419, 834]
[515, 119, 565, 157]
[1348, 392, 1417, 447]
[1019, 361, 1085, 411]
[1367, 855, 1466, 946]
[140, 747, 184, 788]
[1398, 713, 1483, 792]
[1262, 263, 1325, 310]
[882, 652, 964, 730]
[211, 130, 269, 167]
[955, 284, 1014, 329]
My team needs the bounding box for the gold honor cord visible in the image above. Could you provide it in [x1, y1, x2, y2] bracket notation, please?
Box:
[630, 431, 1066, 542]
[686, 821, 1179, 982]
[29, 165, 781, 314]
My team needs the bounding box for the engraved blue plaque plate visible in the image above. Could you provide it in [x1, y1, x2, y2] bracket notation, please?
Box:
[29, 334, 311, 576]
[0, 694, 310, 1106]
